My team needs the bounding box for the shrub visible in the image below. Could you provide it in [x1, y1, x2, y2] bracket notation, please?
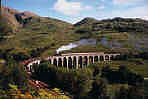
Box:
[0, 62, 29, 90]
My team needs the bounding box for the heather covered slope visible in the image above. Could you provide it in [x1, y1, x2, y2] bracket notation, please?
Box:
[72, 17, 148, 53]
[74, 17, 148, 34]
[1, 6, 148, 57]
[0, 16, 79, 56]
[1, 6, 39, 32]
[0, 6, 147, 99]
[0, 6, 79, 57]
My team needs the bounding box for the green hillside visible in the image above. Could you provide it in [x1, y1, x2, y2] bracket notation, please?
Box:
[0, 6, 80, 57]
[1, 7, 148, 57]
[0, 6, 147, 99]
[0, 17, 79, 56]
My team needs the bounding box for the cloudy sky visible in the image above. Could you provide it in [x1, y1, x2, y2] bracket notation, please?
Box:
[2, 0, 148, 23]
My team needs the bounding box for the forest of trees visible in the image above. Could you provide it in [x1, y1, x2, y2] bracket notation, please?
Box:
[0, 8, 146, 98]
[31, 60, 144, 99]
[0, 47, 146, 98]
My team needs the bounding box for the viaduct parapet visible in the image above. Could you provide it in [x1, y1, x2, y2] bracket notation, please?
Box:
[24, 52, 120, 71]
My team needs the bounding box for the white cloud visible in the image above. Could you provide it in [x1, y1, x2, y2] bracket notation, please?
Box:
[100, 0, 105, 2]
[111, 6, 148, 20]
[112, 0, 144, 6]
[53, 0, 92, 16]
[94, 5, 148, 21]
[85, 6, 92, 10]
[98, 6, 105, 9]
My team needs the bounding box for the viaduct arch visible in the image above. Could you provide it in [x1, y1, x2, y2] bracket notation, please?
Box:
[47, 52, 120, 69]
[25, 52, 120, 71]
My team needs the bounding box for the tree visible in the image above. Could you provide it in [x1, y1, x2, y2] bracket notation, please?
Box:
[115, 87, 129, 99]
[101, 65, 111, 78]
[127, 85, 144, 99]
[12, 52, 30, 62]
[92, 65, 100, 77]
[116, 85, 144, 99]
[74, 71, 93, 98]
[89, 78, 108, 99]
[32, 62, 94, 98]
[32, 62, 56, 85]
[118, 65, 129, 83]
[0, 62, 29, 90]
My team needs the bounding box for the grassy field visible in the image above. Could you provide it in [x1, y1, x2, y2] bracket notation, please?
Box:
[107, 84, 129, 99]
[1, 16, 148, 57]
[1, 16, 147, 78]
[93, 60, 148, 78]
[144, 79, 148, 98]
[0, 17, 81, 56]
[1, 15, 148, 61]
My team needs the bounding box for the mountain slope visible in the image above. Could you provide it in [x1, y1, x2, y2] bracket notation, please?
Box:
[74, 17, 148, 34]
[1, 6, 148, 57]
[72, 17, 148, 53]
[0, 6, 79, 57]
[1, 6, 40, 32]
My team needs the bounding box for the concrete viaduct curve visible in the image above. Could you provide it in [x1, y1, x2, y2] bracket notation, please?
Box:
[25, 52, 120, 71]
[47, 52, 120, 69]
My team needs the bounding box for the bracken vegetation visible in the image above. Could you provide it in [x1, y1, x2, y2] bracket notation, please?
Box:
[0, 6, 147, 99]
[31, 60, 144, 99]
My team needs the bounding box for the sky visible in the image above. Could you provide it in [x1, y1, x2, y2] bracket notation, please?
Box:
[2, 0, 148, 23]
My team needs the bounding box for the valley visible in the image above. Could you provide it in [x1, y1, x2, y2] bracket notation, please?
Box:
[0, 5, 148, 99]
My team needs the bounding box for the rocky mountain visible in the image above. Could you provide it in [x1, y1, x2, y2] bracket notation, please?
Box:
[74, 17, 98, 26]
[2, 6, 148, 35]
[73, 17, 148, 53]
[0, 6, 77, 56]
[1, 6, 148, 56]
[74, 17, 148, 34]
[1, 6, 39, 32]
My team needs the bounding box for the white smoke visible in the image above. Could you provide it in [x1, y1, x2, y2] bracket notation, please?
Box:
[56, 43, 78, 54]
[56, 39, 97, 54]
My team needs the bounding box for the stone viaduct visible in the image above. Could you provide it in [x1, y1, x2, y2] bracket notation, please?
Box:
[25, 52, 120, 71]
[47, 52, 120, 69]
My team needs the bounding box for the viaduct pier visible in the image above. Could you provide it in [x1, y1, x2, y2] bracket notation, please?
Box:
[25, 52, 120, 71]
